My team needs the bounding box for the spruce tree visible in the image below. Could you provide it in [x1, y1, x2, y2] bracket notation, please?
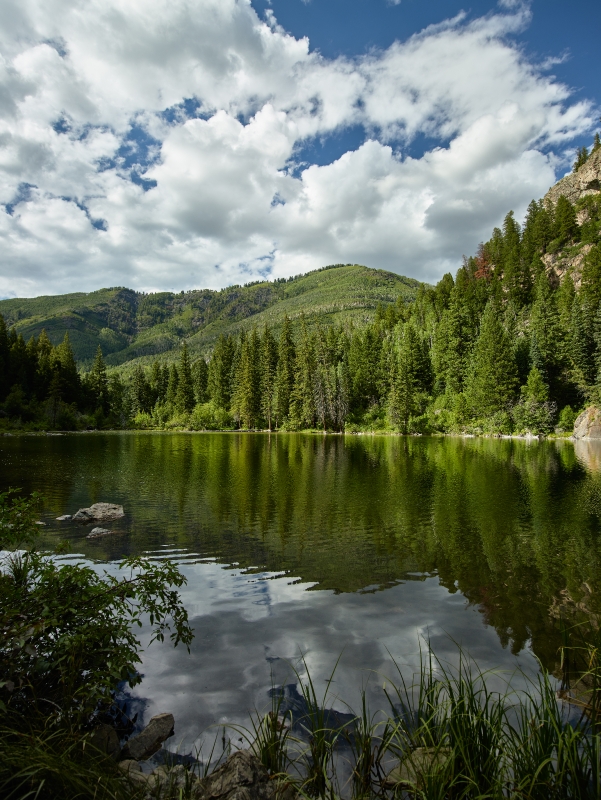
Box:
[289, 319, 316, 429]
[260, 325, 278, 430]
[175, 342, 195, 414]
[53, 332, 81, 405]
[569, 296, 595, 386]
[388, 321, 425, 432]
[581, 243, 601, 310]
[234, 328, 261, 428]
[166, 363, 179, 407]
[465, 301, 518, 417]
[192, 358, 209, 405]
[208, 335, 234, 409]
[131, 366, 152, 414]
[274, 316, 295, 425]
[554, 195, 578, 244]
[593, 132, 601, 154]
[88, 345, 109, 414]
[573, 145, 589, 172]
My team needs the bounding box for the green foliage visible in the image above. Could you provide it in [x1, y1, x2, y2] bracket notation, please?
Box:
[573, 145, 589, 172]
[465, 302, 518, 418]
[0, 491, 193, 725]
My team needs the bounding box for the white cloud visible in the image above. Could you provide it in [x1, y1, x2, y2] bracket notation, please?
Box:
[0, 0, 595, 297]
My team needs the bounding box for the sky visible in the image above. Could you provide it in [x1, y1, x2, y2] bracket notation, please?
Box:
[0, 0, 599, 298]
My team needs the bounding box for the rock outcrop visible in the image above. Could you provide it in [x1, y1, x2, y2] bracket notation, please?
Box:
[544, 148, 601, 207]
[121, 713, 175, 761]
[119, 749, 295, 800]
[72, 502, 124, 523]
[573, 407, 601, 439]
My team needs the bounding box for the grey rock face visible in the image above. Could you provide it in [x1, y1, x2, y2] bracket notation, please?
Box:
[573, 407, 601, 439]
[121, 713, 175, 761]
[545, 148, 601, 207]
[72, 502, 124, 523]
[193, 749, 289, 800]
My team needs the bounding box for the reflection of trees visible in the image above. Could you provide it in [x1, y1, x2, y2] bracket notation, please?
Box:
[1, 433, 601, 668]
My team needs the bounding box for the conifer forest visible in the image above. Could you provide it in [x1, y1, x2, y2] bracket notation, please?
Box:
[1, 183, 600, 436]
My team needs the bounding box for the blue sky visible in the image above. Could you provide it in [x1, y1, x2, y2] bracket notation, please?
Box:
[0, 0, 598, 297]
[252, 0, 600, 166]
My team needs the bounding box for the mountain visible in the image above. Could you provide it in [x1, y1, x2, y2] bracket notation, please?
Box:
[0, 264, 420, 368]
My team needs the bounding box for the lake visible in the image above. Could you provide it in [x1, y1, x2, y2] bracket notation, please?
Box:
[1, 432, 600, 758]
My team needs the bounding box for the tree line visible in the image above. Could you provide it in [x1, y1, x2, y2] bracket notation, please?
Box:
[1, 187, 600, 434]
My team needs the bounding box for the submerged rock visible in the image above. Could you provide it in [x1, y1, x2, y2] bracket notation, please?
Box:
[121, 713, 175, 761]
[573, 407, 601, 439]
[56, 514, 72, 521]
[385, 747, 452, 789]
[86, 527, 114, 539]
[72, 502, 124, 523]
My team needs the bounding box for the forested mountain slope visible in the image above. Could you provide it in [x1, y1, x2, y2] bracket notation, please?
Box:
[1, 137, 601, 434]
[0, 265, 420, 368]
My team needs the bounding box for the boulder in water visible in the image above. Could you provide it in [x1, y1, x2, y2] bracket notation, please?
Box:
[573, 407, 601, 439]
[72, 502, 124, 522]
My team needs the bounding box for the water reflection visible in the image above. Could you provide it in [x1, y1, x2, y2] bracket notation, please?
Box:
[1, 433, 600, 685]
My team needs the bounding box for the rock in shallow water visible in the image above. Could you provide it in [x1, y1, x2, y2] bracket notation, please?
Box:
[72, 502, 124, 522]
[56, 514, 72, 521]
[86, 527, 114, 538]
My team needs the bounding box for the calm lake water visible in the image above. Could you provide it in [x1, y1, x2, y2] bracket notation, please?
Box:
[1, 432, 600, 756]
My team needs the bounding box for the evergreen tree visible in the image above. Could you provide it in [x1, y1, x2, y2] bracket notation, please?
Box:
[52, 332, 81, 405]
[274, 316, 295, 425]
[208, 335, 235, 409]
[388, 321, 427, 432]
[87, 345, 109, 414]
[593, 132, 601, 154]
[260, 325, 278, 431]
[289, 319, 316, 429]
[573, 145, 589, 172]
[131, 366, 152, 414]
[569, 296, 595, 386]
[530, 272, 565, 389]
[192, 358, 209, 405]
[234, 328, 261, 428]
[465, 302, 518, 417]
[166, 364, 179, 407]
[175, 341, 195, 414]
[554, 195, 578, 244]
[581, 243, 601, 310]
[432, 293, 471, 395]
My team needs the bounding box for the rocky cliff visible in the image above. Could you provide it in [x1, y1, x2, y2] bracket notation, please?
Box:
[544, 148, 601, 207]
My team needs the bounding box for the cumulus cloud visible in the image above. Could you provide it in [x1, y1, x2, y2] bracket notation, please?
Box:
[0, 0, 595, 296]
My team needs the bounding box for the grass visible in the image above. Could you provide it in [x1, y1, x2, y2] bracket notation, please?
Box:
[3, 642, 601, 799]
[223, 642, 601, 800]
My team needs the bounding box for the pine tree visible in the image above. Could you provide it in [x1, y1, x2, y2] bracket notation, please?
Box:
[569, 296, 595, 386]
[53, 332, 81, 405]
[234, 328, 261, 428]
[581, 243, 601, 310]
[289, 319, 316, 429]
[388, 321, 426, 432]
[593, 132, 601, 154]
[573, 145, 589, 172]
[87, 345, 109, 414]
[192, 358, 209, 405]
[554, 195, 578, 244]
[166, 364, 179, 407]
[260, 325, 278, 430]
[208, 335, 235, 409]
[432, 294, 472, 395]
[465, 301, 518, 417]
[274, 316, 295, 425]
[175, 341, 195, 414]
[131, 366, 152, 414]
[530, 272, 565, 389]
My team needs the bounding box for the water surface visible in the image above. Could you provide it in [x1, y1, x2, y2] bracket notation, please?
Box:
[1, 433, 600, 753]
